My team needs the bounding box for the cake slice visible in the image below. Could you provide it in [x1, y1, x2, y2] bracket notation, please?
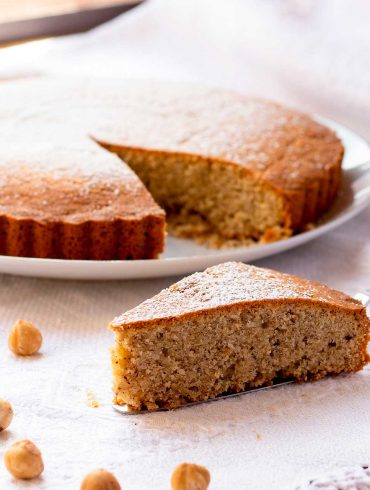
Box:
[110, 262, 369, 411]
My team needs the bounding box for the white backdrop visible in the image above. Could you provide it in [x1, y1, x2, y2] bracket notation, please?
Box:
[0, 1, 370, 488]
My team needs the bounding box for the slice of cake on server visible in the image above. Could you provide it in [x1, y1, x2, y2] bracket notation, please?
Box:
[109, 262, 369, 411]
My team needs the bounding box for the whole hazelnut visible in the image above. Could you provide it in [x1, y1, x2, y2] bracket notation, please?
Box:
[171, 463, 210, 490]
[81, 469, 121, 490]
[4, 439, 44, 479]
[8, 319, 43, 356]
[0, 399, 13, 431]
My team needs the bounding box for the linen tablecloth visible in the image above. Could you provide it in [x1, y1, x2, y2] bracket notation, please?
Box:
[0, 1, 370, 488]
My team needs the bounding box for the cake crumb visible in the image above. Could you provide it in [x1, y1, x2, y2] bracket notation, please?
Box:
[254, 431, 262, 440]
[302, 222, 316, 232]
[85, 391, 100, 408]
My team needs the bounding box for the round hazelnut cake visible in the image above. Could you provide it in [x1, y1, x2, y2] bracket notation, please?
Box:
[0, 78, 343, 259]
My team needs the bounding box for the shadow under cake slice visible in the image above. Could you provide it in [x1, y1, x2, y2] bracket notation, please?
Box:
[110, 262, 369, 411]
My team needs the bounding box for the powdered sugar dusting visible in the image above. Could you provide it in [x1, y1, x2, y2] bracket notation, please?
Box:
[0, 79, 163, 221]
[112, 262, 363, 327]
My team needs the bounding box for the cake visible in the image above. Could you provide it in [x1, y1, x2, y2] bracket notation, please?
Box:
[0, 78, 343, 258]
[110, 262, 369, 411]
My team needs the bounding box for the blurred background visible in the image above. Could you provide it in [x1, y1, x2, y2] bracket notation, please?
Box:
[0, 0, 141, 44]
[0, 0, 369, 138]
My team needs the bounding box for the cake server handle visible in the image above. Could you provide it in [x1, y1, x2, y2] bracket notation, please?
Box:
[354, 292, 370, 307]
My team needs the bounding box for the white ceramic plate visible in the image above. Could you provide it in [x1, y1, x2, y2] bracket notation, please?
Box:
[0, 117, 369, 280]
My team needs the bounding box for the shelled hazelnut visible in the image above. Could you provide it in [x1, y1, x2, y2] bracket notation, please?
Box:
[4, 439, 44, 479]
[171, 463, 210, 490]
[0, 399, 13, 431]
[81, 468, 121, 490]
[8, 319, 43, 356]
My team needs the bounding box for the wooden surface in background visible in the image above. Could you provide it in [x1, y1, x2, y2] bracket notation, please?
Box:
[0, 0, 133, 22]
[0, 0, 141, 45]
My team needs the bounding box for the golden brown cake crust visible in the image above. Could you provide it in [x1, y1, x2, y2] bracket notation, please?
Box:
[0, 78, 343, 258]
[111, 262, 367, 329]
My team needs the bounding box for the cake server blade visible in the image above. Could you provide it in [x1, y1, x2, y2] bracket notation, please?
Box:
[112, 379, 294, 415]
[354, 291, 370, 307]
[113, 292, 370, 415]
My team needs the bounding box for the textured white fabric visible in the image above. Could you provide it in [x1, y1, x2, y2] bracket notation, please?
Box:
[0, 1, 370, 488]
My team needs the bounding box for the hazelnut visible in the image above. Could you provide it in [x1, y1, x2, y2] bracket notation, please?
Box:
[0, 399, 13, 431]
[8, 319, 43, 356]
[4, 439, 44, 479]
[81, 469, 121, 490]
[171, 463, 210, 490]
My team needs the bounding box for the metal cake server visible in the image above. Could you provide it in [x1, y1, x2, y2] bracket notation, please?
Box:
[354, 291, 370, 307]
[113, 379, 295, 415]
[113, 292, 370, 415]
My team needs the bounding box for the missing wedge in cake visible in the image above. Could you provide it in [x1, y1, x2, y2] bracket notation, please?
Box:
[103, 147, 294, 248]
[109, 262, 369, 411]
